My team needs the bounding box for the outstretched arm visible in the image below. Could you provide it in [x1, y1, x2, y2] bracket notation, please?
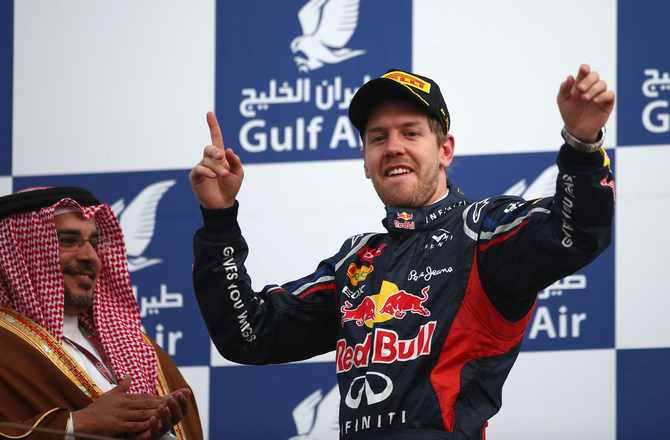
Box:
[189, 112, 245, 210]
[477, 65, 616, 321]
[557, 63, 615, 142]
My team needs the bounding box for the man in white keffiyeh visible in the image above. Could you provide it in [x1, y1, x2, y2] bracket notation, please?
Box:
[0, 187, 203, 440]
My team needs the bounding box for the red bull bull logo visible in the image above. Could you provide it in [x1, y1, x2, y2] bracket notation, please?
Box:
[394, 212, 415, 230]
[397, 212, 413, 221]
[379, 286, 431, 319]
[340, 282, 432, 328]
[341, 298, 376, 326]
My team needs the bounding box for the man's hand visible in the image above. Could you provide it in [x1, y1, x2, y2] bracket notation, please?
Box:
[72, 375, 191, 439]
[557, 64, 615, 143]
[189, 112, 244, 210]
[133, 387, 191, 440]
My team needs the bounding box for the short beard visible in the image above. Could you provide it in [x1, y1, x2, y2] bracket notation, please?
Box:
[63, 263, 96, 311]
[372, 162, 442, 208]
[64, 286, 95, 311]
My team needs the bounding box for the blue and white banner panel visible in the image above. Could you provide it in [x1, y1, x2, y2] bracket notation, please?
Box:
[618, 0, 670, 146]
[216, 0, 411, 164]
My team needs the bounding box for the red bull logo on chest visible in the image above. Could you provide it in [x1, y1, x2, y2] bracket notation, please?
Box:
[336, 321, 437, 373]
[379, 286, 431, 318]
[341, 297, 377, 326]
[339, 281, 431, 328]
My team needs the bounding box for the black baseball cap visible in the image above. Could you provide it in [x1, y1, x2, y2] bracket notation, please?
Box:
[348, 69, 450, 135]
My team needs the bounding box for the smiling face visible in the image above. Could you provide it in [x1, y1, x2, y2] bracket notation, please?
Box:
[362, 99, 455, 208]
[54, 212, 102, 316]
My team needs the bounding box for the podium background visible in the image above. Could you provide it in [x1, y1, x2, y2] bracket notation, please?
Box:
[1, 1, 669, 438]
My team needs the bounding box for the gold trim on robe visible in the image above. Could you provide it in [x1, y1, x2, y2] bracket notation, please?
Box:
[0, 308, 103, 399]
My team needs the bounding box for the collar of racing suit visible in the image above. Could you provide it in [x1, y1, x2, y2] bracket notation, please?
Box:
[382, 182, 471, 234]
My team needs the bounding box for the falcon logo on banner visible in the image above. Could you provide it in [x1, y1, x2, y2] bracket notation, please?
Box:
[111, 180, 176, 272]
[291, 0, 366, 73]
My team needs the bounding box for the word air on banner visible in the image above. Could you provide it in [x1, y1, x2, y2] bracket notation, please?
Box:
[528, 274, 588, 340]
[237, 75, 371, 153]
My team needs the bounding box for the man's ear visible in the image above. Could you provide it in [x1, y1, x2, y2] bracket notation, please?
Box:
[439, 134, 455, 169]
[361, 148, 371, 179]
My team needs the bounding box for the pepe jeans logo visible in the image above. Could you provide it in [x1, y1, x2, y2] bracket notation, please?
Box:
[642, 69, 670, 133]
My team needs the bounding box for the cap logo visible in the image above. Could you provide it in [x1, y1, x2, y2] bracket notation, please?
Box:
[382, 71, 431, 94]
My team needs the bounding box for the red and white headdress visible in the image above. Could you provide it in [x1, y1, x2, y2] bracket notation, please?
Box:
[0, 187, 157, 394]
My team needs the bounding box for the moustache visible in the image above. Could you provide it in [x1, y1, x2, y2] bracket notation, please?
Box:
[62, 263, 97, 279]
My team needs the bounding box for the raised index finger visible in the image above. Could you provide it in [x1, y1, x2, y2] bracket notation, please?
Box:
[574, 64, 591, 86]
[207, 111, 224, 150]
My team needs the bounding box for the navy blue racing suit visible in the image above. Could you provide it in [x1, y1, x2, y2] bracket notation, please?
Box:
[192, 144, 615, 440]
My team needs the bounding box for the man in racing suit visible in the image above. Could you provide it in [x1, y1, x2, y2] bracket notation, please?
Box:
[189, 65, 615, 440]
